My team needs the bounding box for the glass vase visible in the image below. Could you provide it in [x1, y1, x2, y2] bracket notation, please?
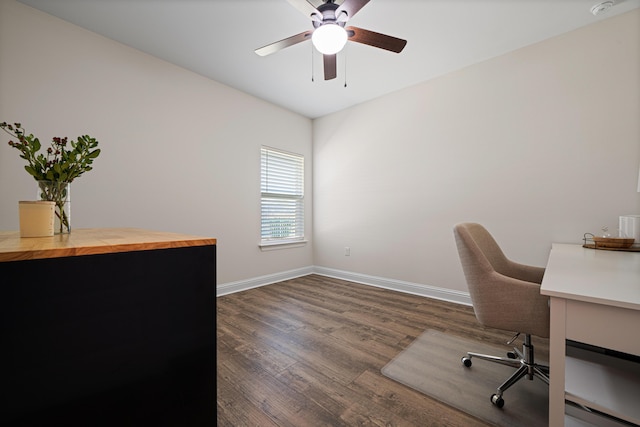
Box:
[37, 180, 71, 234]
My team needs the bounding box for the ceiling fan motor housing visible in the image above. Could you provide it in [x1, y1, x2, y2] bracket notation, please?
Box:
[312, 1, 346, 29]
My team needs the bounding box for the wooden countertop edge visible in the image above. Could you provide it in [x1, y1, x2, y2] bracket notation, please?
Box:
[0, 228, 217, 262]
[1, 240, 217, 262]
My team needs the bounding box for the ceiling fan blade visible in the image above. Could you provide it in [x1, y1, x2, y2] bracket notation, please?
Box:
[346, 26, 407, 53]
[255, 30, 312, 56]
[335, 0, 370, 20]
[286, 0, 322, 22]
[323, 54, 337, 80]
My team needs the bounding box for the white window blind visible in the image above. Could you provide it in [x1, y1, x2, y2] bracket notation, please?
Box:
[261, 147, 304, 244]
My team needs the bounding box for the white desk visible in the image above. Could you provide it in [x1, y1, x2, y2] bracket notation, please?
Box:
[541, 244, 640, 426]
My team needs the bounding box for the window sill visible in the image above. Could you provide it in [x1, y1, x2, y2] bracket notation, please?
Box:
[259, 240, 308, 251]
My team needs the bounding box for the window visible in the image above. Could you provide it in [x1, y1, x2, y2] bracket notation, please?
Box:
[260, 147, 305, 246]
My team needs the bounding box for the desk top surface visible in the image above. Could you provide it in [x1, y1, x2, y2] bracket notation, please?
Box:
[540, 243, 640, 310]
[0, 228, 216, 262]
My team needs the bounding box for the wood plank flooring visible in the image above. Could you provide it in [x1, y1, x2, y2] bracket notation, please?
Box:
[216, 274, 549, 426]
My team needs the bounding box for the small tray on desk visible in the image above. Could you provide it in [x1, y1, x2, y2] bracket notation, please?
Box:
[582, 244, 640, 252]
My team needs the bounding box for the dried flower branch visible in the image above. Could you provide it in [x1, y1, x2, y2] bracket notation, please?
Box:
[1, 122, 100, 182]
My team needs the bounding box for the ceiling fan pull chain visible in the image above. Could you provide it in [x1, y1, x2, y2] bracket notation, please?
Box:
[311, 42, 315, 82]
[344, 48, 348, 88]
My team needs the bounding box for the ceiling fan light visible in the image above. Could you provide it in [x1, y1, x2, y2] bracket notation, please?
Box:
[312, 24, 348, 55]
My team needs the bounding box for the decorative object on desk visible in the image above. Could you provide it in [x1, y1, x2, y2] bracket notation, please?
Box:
[620, 215, 640, 249]
[583, 231, 636, 251]
[18, 201, 55, 237]
[591, 236, 635, 249]
[1, 122, 100, 234]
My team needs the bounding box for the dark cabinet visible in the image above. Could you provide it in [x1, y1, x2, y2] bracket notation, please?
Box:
[0, 229, 216, 426]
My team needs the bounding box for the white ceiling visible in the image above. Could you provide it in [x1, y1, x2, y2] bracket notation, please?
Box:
[16, 0, 640, 118]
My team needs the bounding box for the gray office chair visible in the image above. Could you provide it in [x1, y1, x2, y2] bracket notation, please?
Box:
[453, 222, 550, 408]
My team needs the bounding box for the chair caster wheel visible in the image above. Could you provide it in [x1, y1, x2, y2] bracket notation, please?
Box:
[491, 394, 504, 408]
[507, 351, 517, 359]
[461, 356, 472, 367]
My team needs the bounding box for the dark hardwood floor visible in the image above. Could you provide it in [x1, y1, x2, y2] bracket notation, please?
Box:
[216, 274, 549, 426]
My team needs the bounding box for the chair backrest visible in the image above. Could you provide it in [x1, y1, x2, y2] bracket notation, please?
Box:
[453, 222, 550, 338]
[454, 222, 511, 276]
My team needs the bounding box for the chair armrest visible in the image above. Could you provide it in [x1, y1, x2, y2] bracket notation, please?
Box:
[470, 271, 550, 338]
[506, 260, 545, 284]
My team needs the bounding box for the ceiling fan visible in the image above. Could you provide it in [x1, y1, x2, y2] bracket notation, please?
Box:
[255, 0, 407, 81]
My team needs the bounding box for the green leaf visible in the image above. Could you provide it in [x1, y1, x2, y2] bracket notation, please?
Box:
[25, 166, 38, 177]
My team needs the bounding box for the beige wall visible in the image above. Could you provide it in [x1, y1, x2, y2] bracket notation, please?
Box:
[313, 9, 640, 294]
[0, 0, 314, 286]
[1, 0, 639, 298]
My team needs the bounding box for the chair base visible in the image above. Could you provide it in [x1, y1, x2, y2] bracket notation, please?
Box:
[461, 334, 549, 408]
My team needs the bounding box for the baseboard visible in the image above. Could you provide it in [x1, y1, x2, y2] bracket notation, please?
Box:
[217, 266, 472, 306]
[313, 267, 472, 306]
[215, 266, 314, 297]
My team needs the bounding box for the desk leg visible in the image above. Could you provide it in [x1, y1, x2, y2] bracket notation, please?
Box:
[549, 297, 567, 426]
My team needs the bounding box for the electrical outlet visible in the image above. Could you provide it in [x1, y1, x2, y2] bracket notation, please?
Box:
[345, 247, 350, 256]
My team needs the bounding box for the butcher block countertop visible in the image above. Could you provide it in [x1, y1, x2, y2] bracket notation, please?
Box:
[0, 228, 217, 262]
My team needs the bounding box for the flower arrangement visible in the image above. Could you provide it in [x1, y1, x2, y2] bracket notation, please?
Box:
[1, 122, 101, 233]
